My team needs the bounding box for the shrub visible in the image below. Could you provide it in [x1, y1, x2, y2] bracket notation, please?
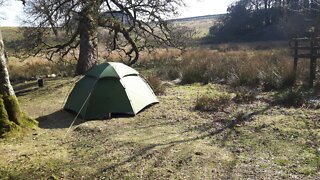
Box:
[146, 75, 166, 95]
[195, 92, 233, 112]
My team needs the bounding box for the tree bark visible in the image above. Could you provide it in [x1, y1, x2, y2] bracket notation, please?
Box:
[76, 13, 98, 75]
[0, 33, 15, 97]
[0, 30, 37, 137]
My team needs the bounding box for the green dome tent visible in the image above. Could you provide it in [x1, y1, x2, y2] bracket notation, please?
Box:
[64, 62, 159, 120]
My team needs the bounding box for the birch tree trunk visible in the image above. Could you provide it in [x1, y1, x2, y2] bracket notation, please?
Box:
[0, 32, 15, 96]
[0, 30, 37, 137]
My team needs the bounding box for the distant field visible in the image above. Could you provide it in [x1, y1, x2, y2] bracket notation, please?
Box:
[0, 27, 23, 42]
[170, 15, 222, 37]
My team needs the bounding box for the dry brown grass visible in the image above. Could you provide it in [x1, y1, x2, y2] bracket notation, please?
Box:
[182, 49, 286, 84]
[98, 46, 181, 63]
[145, 47, 311, 90]
[6, 42, 315, 90]
[7, 57, 76, 82]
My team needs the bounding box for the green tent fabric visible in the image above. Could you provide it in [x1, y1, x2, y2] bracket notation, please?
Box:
[64, 62, 159, 119]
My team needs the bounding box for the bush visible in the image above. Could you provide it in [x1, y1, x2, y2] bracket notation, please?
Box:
[146, 75, 166, 95]
[195, 92, 233, 112]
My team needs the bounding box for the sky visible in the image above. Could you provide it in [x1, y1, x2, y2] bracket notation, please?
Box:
[0, 0, 235, 27]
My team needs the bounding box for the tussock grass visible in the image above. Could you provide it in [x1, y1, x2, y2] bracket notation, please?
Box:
[136, 47, 312, 90]
[276, 87, 309, 107]
[145, 75, 167, 95]
[6, 43, 313, 90]
[179, 49, 297, 89]
[8, 57, 76, 82]
[233, 87, 257, 103]
[195, 92, 234, 112]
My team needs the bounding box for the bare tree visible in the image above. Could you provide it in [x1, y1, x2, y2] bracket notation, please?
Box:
[23, 0, 185, 74]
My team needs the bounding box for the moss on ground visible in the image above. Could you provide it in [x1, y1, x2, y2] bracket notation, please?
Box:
[0, 96, 21, 137]
[3, 95, 23, 125]
[0, 95, 37, 138]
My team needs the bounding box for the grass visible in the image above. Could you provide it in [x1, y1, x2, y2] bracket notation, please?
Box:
[145, 75, 167, 95]
[172, 16, 218, 38]
[276, 87, 309, 107]
[232, 87, 257, 103]
[177, 48, 299, 88]
[129, 47, 315, 90]
[0, 78, 319, 179]
[195, 91, 234, 112]
[7, 57, 76, 82]
[1, 31, 319, 178]
[0, 27, 24, 42]
[4, 28, 315, 90]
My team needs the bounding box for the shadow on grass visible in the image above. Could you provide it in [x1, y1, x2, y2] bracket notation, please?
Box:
[101, 105, 273, 173]
[37, 110, 85, 129]
[37, 111, 136, 129]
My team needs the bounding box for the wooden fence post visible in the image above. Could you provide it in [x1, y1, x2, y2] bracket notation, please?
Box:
[310, 35, 317, 88]
[293, 36, 298, 82]
[291, 34, 319, 87]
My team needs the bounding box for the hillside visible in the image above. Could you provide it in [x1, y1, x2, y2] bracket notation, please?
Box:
[0, 14, 222, 42]
[170, 14, 222, 37]
[0, 27, 23, 42]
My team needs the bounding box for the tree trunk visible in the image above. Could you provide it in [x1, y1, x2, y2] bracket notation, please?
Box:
[76, 13, 98, 75]
[0, 30, 37, 138]
[0, 35, 15, 97]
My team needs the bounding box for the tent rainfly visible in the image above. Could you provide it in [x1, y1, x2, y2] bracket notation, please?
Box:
[64, 62, 159, 119]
